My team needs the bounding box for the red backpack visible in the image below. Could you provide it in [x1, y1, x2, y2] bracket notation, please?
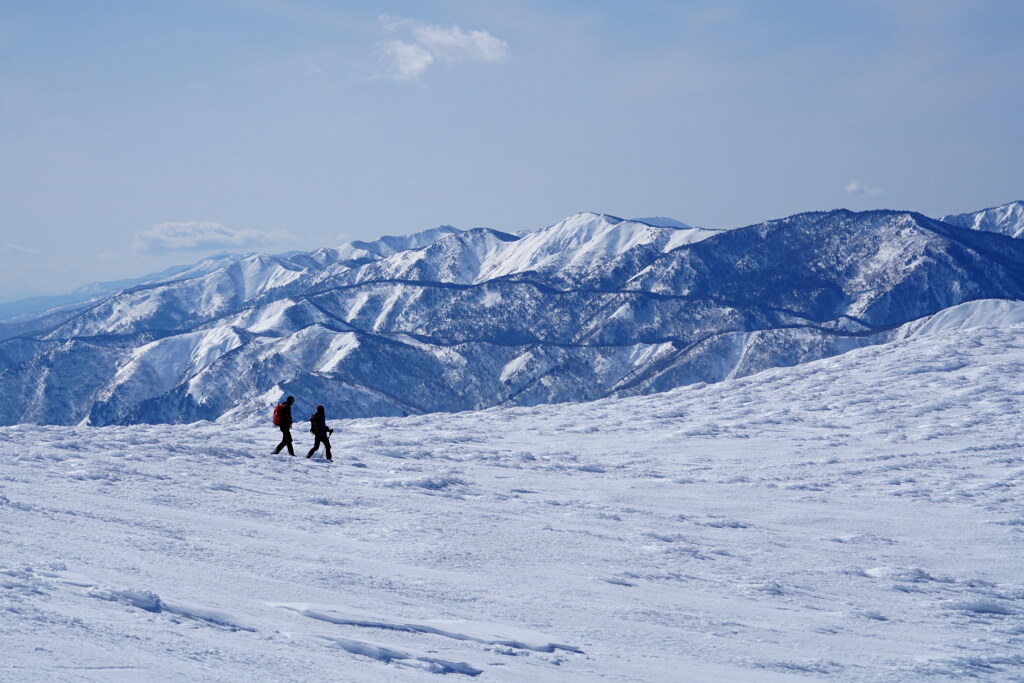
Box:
[272, 403, 284, 426]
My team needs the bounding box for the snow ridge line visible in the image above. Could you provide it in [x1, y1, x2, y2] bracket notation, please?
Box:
[273, 603, 584, 653]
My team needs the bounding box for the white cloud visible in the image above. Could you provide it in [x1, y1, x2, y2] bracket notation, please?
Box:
[844, 180, 888, 198]
[381, 40, 435, 80]
[6, 243, 38, 255]
[379, 17, 508, 81]
[410, 23, 509, 64]
[134, 221, 291, 254]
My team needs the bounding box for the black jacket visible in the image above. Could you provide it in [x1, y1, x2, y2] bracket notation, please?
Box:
[310, 411, 330, 436]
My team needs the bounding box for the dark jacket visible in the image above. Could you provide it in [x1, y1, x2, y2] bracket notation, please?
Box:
[310, 411, 330, 436]
[277, 403, 293, 428]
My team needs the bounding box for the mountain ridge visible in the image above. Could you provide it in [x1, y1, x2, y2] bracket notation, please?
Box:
[941, 200, 1024, 239]
[4, 204, 1024, 425]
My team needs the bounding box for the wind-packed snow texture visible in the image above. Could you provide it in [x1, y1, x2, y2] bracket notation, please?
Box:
[3, 307, 1024, 680]
[2, 207, 1024, 425]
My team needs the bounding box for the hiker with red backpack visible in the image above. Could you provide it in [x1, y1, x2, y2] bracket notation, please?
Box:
[307, 404, 333, 461]
[272, 396, 296, 455]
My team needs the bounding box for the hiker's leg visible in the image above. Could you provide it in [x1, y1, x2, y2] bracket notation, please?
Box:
[323, 435, 332, 459]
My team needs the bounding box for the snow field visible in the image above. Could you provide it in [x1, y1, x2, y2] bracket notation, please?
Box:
[2, 322, 1024, 681]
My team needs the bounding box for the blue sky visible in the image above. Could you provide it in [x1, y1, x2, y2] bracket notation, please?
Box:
[2, 0, 1022, 299]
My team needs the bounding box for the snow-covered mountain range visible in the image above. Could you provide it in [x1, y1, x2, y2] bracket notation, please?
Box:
[3, 201, 1023, 426]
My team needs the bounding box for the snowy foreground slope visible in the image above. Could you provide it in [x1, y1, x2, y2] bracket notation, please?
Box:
[3, 313, 1024, 681]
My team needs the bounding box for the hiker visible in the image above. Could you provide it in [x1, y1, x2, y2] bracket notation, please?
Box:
[307, 404, 333, 461]
[272, 396, 296, 456]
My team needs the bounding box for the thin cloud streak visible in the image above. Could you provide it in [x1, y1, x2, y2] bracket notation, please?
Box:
[845, 180, 888, 198]
[133, 221, 292, 254]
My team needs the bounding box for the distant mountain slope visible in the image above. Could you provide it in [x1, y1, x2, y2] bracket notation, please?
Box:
[941, 200, 1024, 239]
[0, 226, 465, 343]
[627, 210, 1024, 325]
[0, 226, 465, 334]
[4, 207, 1024, 426]
[0, 253, 245, 325]
[631, 216, 695, 229]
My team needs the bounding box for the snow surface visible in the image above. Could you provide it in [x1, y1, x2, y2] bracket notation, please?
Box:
[941, 201, 1024, 239]
[4, 320, 1024, 681]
